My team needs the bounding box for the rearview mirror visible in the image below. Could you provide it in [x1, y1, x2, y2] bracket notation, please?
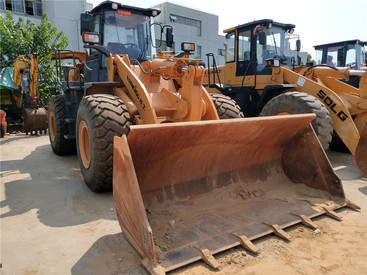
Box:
[80, 13, 93, 35]
[296, 39, 301, 52]
[258, 31, 266, 45]
[166, 28, 174, 48]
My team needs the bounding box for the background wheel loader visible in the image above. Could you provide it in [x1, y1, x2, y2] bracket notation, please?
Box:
[48, 4, 359, 274]
[204, 19, 367, 177]
[314, 39, 367, 71]
[0, 54, 48, 134]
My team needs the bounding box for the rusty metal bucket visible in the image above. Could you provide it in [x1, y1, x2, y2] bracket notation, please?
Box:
[113, 114, 359, 274]
[23, 107, 48, 135]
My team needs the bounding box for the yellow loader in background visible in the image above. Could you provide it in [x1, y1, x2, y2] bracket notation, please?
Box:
[49, 4, 359, 274]
[204, 19, 367, 177]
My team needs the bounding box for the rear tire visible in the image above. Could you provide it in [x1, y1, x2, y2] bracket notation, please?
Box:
[48, 94, 76, 155]
[76, 94, 131, 192]
[260, 91, 333, 150]
[210, 93, 244, 119]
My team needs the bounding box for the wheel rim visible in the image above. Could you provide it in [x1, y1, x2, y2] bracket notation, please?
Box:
[79, 120, 91, 169]
[49, 111, 55, 142]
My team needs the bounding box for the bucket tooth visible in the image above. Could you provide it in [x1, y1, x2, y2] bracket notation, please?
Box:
[194, 247, 220, 270]
[232, 233, 260, 254]
[291, 213, 319, 229]
[141, 257, 166, 275]
[322, 207, 342, 221]
[264, 223, 291, 241]
[345, 199, 361, 211]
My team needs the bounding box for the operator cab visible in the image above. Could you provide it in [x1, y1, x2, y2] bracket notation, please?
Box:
[314, 40, 367, 69]
[80, 1, 161, 81]
[224, 19, 300, 76]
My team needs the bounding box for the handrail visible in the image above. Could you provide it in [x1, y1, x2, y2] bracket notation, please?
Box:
[206, 53, 223, 91]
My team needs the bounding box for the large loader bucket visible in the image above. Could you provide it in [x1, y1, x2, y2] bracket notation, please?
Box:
[113, 114, 358, 274]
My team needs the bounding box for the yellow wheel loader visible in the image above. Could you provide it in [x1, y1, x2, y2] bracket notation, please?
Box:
[313, 39, 366, 71]
[49, 6, 359, 274]
[0, 54, 48, 134]
[204, 19, 367, 177]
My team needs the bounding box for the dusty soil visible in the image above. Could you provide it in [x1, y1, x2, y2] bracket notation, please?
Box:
[1, 135, 366, 275]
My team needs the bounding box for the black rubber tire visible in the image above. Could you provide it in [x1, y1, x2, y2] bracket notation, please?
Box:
[210, 93, 244, 119]
[260, 91, 333, 150]
[48, 94, 76, 155]
[76, 94, 131, 192]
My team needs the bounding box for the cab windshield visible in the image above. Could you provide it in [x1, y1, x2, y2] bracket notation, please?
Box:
[256, 26, 292, 70]
[103, 9, 152, 60]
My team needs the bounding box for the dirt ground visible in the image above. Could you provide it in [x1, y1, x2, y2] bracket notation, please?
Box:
[1, 134, 366, 275]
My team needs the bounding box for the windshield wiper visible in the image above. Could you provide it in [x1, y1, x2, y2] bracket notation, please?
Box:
[271, 32, 278, 54]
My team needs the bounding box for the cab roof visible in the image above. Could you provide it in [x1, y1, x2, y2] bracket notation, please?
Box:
[314, 39, 367, 49]
[90, 1, 161, 17]
[223, 19, 295, 33]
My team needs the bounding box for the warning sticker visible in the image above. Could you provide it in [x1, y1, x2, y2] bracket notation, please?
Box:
[297, 77, 306, 87]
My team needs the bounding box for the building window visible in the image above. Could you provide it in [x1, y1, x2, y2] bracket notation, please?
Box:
[170, 14, 201, 37]
[1, 0, 42, 16]
[25, 0, 33, 14]
[35, 0, 42, 16]
[14, 0, 24, 13]
[5, 0, 12, 11]
[197, 45, 202, 59]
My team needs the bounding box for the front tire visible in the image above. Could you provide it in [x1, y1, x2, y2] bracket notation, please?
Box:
[260, 91, 333, 150]
[48, 94, 76, 155]
[210, 93, 244, 119]
[76, 94, 131, 192]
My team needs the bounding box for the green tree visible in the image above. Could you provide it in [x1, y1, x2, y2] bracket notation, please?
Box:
[0, 10, 69, 107]
[307, 53, 316, 65]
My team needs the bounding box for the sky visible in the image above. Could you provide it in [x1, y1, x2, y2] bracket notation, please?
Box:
[88, 0, 367, 59]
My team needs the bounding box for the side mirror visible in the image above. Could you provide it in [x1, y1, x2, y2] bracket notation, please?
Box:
[80, 13, 93, 35]
[166, 28, 174, 48]
[296, 39, 301, 52]
[258, 31, 266, 45]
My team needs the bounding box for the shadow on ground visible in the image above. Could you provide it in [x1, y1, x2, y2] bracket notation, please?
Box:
[0, 136, 116, 227]
[71, 233, 147, 275]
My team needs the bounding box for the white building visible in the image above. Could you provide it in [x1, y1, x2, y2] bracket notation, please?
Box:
[153, 2, 226, 66]
[0, 0, 91, 50]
